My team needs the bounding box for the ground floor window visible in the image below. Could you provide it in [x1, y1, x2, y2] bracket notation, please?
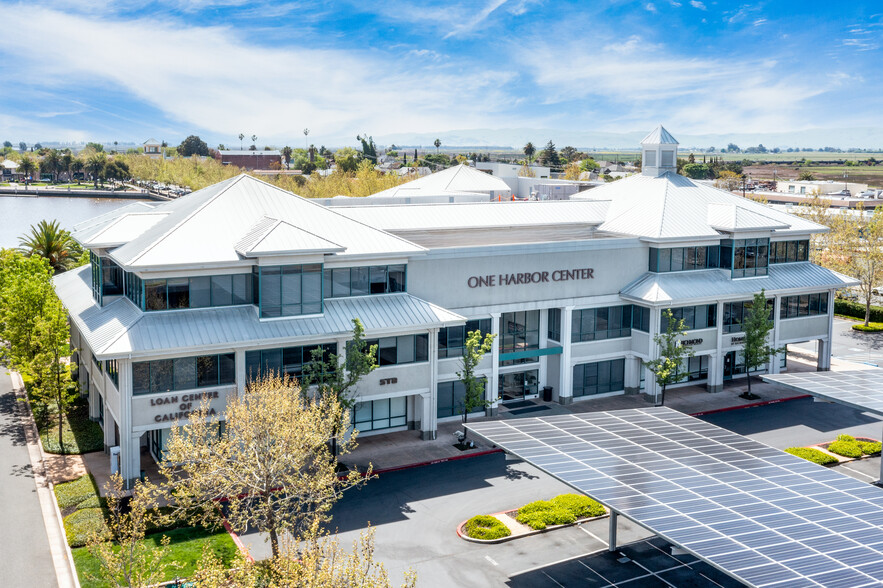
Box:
[353, 397, 407, 432]
[723, 350, 746, 379]
[499, 369, 538, 402]
[573, 359, 625, 397]
[437, 378, 488, 419]
[673, 355, 709, 383]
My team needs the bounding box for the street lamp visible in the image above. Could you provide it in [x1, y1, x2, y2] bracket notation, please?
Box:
[741, 173, 746, 198]
[844, 170, 849, 195]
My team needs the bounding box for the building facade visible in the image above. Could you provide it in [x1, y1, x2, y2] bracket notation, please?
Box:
[56, 127, 856, 485]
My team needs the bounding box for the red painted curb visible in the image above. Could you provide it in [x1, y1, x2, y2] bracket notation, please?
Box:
[688, 394, 810, 417]
[222, 517, 254, 562]
[372, 448, 503, 475]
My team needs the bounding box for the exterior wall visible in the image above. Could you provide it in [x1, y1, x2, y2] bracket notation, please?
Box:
[356, 362, 431, 401]
[571, 338, 631, 360]
[778, 315, 830, 342]
[219, 153, 281, 169]
[130, 384, 236, 433]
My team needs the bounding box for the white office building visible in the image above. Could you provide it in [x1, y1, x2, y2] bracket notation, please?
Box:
[55, 127, 857, 484]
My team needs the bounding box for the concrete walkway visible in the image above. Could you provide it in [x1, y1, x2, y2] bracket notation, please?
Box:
[345, 353, 864, 473]
[0, 371, 73, 587]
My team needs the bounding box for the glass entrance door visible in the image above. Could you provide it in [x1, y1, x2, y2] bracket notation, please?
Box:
[723, 350, 745, 380]
[499, 369, 539, 403]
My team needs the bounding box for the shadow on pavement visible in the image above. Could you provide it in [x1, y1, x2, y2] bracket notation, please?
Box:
[700, 396, 881, 436]
[0, 390, 28, 446]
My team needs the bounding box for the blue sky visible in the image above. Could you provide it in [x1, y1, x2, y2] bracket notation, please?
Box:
[1, 0, 880, 148]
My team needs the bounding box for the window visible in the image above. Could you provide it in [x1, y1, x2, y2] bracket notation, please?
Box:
[439, 319, 492, 359]
[258, 264, 322, 318]
[645, 151, 656, 167]
[245, 343, 337, 383]
[106, 359, 119, 388]
[770, 240, 810, 264]
[649, 246, 720, 272]
[662, 304, 717, 331]
[125, 271, 144, 308]
[352, 397, 407, 432]
[572, 306, 632, 342]
[661, 150, 675, 167]
[780, 293, 828, 319]
[90, 251, 102, 304]
[437, 378, 488, 419]
[91, 252, 125, 304]
[143, 274, 253, 311]
[672, 355, 710, 383]
[92, 352, 103, 374]
[548, 308, 561, 342]
[132, 353, 235, 395]
[723, 238, 770, 278]
[631, 305, 651, 332]
[723, 298, 774, 333]
[500, 311, 540, 366]
[573, 359, 625, 397]
[322, 265, 406, 298]
[366, 335, 429, 366]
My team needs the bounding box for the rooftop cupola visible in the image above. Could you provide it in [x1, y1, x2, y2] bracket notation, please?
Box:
[641, 125, 678, 177]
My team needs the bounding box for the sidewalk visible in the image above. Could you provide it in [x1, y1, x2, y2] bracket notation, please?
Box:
[344, 353, 869, 473]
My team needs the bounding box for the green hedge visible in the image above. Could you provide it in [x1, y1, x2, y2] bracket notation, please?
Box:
[853, 323, 883, 332]
[835, 299, 883, 323]
[64, 508, 109, 547]
[828, 440, 863, 458]
[785, 447, 838, 465]
[859, 441, 882, 455]
[54, 474, 101, 511]
[550, 494, 606, 519]
[463, 515, 511, 540]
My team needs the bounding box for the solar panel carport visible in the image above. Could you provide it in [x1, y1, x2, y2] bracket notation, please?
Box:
[466, 408, 883, 588]
[764, 369, 883, 485]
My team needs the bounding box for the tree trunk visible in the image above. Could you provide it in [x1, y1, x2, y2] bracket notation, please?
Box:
[866, 294, 872, 327]
[266, 494, 279, 558]
[659, 383, 666, 407]
[56, 350, 65, 455]
[746, 369, 752, 395]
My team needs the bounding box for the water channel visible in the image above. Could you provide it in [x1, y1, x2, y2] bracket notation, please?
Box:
[1, 194, 149, 248]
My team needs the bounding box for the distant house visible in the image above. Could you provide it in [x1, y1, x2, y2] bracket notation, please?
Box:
[1, 159, 20, 180]
[218, 150, 282, 170]
[143, 138, 162, 159]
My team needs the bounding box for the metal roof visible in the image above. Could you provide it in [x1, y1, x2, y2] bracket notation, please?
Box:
[71, 201, 160, 245]
[107, 175, 424, 269]
[707, 203, 790, 232]
[335, 200, 611, 231]
[640, 125, 679, 145]
[55, 266, 464, 359]
[368, 164, 510, 199]
[79, 212, 171, 248]
[234, 216, 345, 257]
[620, 262, 859, 305]
[573, 172, 825, 240]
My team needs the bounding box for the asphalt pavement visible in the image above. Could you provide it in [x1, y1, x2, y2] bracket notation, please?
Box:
[792, 317, 883, 367]
[0, 372, 58, 587]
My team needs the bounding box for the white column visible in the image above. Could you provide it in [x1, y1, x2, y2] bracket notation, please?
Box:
[818, 289, 835, 371]
[427, 328, 439, 436]
[769, 296, 783, 375]
[559, 306, 574, 404]
[103, 403, 115, 452]
[644, 307, 661, 400]
[708, 301, 725, 393]
[624, 356, 641, 394]
[538, 310, 549, 392]
[235, 349, 247, 395]
[488, 313, 501, 415]
[121, 431, 143, 488]
[419, 391, 435, 440]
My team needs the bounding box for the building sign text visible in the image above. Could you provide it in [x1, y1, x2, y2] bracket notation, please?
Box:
[467, 268, 595, 289]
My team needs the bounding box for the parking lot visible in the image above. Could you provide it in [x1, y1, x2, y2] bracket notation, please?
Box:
[238, 396, 883, 587]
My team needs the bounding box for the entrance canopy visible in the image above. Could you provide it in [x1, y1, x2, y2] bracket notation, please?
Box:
[466, 408, 883, 588]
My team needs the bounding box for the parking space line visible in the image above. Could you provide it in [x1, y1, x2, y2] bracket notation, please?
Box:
[510, 548, 607, 577]
[484, 555, 499, 566]
[577, 523, 610, 546]
[629, 558, 677, 588]
[841, 462, 878, 482]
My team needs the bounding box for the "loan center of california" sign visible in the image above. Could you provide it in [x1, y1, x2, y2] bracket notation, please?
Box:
[467, 268, 595, 289]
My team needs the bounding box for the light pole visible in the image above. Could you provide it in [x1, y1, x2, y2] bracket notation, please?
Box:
[844, 170, 849, 195]
[741, 173, 746, 198]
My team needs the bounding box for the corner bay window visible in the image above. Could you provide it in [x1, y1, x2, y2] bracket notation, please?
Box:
[366, 334, 429, 366]
[256, 264, 322, 318]
[145, 274, 253, 311]
[133, 353, 235, 395]
[770, 240, 810, 264]
[649, 246, 720, 273]
[780, 293, 828, 319]
[245, 344, 337, 382]
[439, 319, 492, 359]
[721, 238, 769, 278]
[90, 252, 124, 303]
[323, 265, 406, 298]
[106, 359, 119, 388]
[573, 359, 625, 397]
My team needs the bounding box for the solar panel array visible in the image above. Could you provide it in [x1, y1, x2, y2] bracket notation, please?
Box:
[764, 370, 883, 416]
[467, 408, 883, 588]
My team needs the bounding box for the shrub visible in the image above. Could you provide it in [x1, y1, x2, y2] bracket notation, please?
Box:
[827, 440, 863, 458]
[463, 515, 510, 540]
[516, 511, 550, 530]
[837, 434, 856, 442]
[835, 299, 883, 323]
[859, 441, 882, 455]
[63, 507, 109, 547]
[515, 500, 577, 530]
[518, 500, 553, 516]
[852, 323, 883, 332]
[550, 494, 606, 519]
[54, 474, 100, 510]
[785, 447, 838, 465]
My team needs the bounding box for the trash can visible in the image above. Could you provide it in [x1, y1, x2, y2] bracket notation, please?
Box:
[542, 386, 553, 402]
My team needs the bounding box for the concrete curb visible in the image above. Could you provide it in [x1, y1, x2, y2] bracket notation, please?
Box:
[456, 510, 609, 544]
[221, 518, 254, 562]
[10, 371, 80, 588]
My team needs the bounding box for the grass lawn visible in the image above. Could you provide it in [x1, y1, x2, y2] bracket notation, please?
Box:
[71, 526, 238, 587]
[39, 395, 104, 454]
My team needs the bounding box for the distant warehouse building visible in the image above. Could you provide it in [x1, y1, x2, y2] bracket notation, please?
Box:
[217, 149, 282, 170]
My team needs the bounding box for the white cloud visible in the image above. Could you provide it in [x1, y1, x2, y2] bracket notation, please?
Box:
[0, 6, 520, 144]
[443, 0, 509, 38]
[645, 3, 657, 13]
[690, 0, 706, 10]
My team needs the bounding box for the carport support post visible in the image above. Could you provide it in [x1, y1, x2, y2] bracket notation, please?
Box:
[608, 511, 618, 552]
[879, 423, 883, 486]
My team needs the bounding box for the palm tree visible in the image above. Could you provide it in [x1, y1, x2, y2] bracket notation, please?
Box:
[281, 146, 292, 170]
[85, 152, 107, 188]
[523, 142, 535, 164]
[18, 155, 36, 186]
[434, 138, 441, 154]
[41, 149, 62, 183]
[70, 157, 84, 185]
[61, 152, 74, 183]
[19, 220, 81, 274]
